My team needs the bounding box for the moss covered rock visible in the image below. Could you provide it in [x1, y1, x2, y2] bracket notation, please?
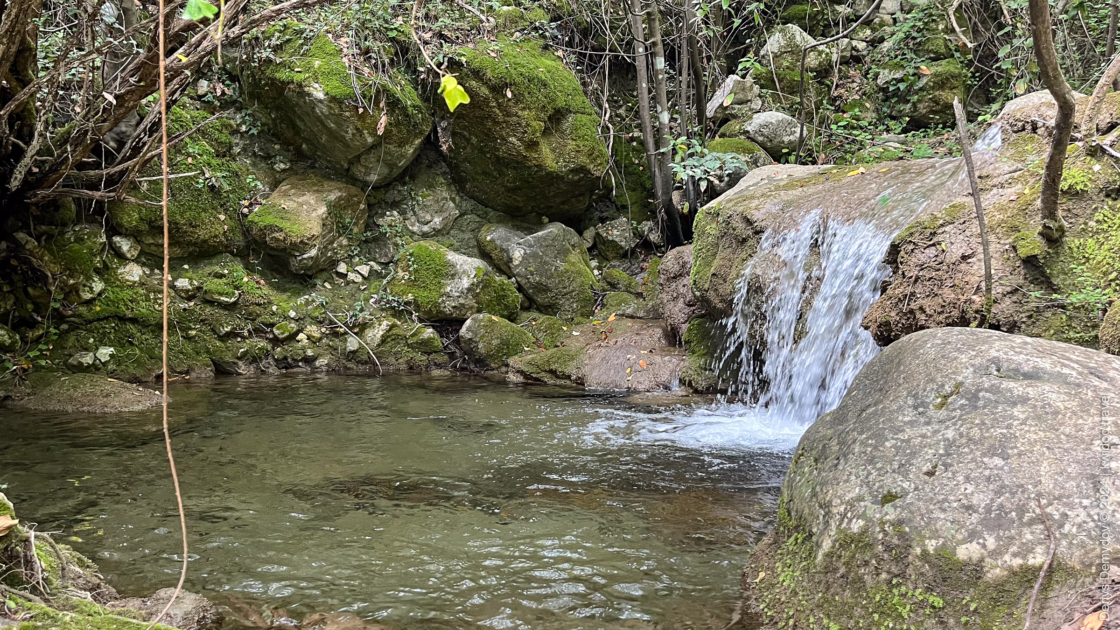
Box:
[747, 329, 1115, 629]
[459, 313, 535, 368]
[107, 105, 256, 257]
[478, 223, 598, 318]
[894, 57, 968, 128]
[759, 24, 839, 75]
[601, 268, 641, 294]
[246, 173, 367, 274]
[448, 37, 609, 218]
[1100, 300, 1120, 355]
[357, 316, 447, 369]
[386, 241, 520, 320]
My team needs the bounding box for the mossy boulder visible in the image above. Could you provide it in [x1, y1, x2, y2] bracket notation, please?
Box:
[895, 57, 968, 128]
[242, 25, 431, 185]
[1100, 300, 1120, 355]
[759, 24, 839, 75]
[357, 316, 447, 368]
[448, 37, 609, 219]
[15, 224, 106, 306]
[593, 217, 638, 260]
[246, 173, 367, 274]
[459, 313, 535, 368]
[477, 222, 599, 318]
[599, 291, 658, 319]
[601, 268, 641, 294]
[107, 105, 256, 256]
[386, 241, 520, 320]
[747, 328, 1116, 629]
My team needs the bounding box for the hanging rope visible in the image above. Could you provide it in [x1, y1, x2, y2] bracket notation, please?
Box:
[145, 0, 189, 626]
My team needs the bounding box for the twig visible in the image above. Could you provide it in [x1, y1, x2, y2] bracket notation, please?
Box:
[327, 311, 382, 376]
[410, 0, 441, 75]
[43, 535, 69, 588]
[952, 98, 992, 315]
[948, 0, 973, 48]
[0, 584, 46, 606]
[1023, 497, 1057, 630]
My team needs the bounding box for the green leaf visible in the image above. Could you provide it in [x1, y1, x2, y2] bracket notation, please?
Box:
[183, 0, 218, 21]
[438, 75, 470, 113]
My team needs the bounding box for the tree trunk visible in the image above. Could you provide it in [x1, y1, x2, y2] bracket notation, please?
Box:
[1029, 0, 1074, 242]
[1108, 0, 1119, 60]
[627, 0, 662, 215]
[647, 2, 683, 247]
[1081, 52, 1120, 136]
[683, 0, 705, 138]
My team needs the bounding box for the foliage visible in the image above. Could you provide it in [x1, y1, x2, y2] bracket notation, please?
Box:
[670, 138, 751, 193]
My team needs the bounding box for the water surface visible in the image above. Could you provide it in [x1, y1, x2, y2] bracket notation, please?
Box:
[0, 374, 788, 629]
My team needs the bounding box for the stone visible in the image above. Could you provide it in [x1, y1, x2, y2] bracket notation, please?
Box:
[742, 111, 801, 157]
[386, 241, 520, 321]
[706, 138, 774, 195]
[201, 284, 239, 306]
[747, 328, 1120, 629]
[477, 224, 526, 277]
[478, 223, 599, 319]
[67, 352, 98, 371]
[355, 264, 371, 278]
[706, 75, 762, 122]
[594, 218, 639, 261]
[345, 335, 361, 355]
[94, 346, 115, 364]
[459, 313, 535, 368]
[637, 220, 665, 248]
[173, 277, 200, 299]
[601, 268, 641, 294]
[76, 275, 105, 304]
[446, 38, 609, 219]
[8, 372, 163, 413]
[759, 24, 836, 74]
[116, 262, 144, 285]
[599, 291, 659, 319]
[246, 174, 367, 274]
[274, 321, 300, 342]
[0, 324, 20, 352]
[657, 245, 704, 340]
[580, 226, 596, 249]
[369, 151, 462, 239]
[336, 261, 349, 274]
[110, 235, 141, 260]
[113, 588, 222, 630]
[347, 271, 363, 284]
[241, 30, 431, 186]
[1100, 300, 1120, 355]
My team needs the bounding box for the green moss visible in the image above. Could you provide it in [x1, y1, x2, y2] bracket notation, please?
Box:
[612, 139, 654, 219]
[880, 491, 901, 506]
[1059, 166, 1094, 194]
[679, 317, 723, 392]
[1011, 230, 1045, 260]
[602, 268, 641, 294]
[477, 274, 522, 320]
[707, 138, 765, 157]
[513, 345, 585, 383]
[9, 596, 177, 630]
[387, 241, 452, 315]
[461, 37, 595, 118]
[71, 285, 160, 326]
[465, 314, 535, 367]
[520, 314, 568, 348]
[244, 199, 312, 240]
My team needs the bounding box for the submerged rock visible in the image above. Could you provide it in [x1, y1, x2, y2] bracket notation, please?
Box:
[447, 38, 609, 218]
[459, 313, 535, 368]
[246, 174, 367, 274]
[746, 328, 1120, 630]
[113, 588, 222, 630]
[386, 241, 520, 321]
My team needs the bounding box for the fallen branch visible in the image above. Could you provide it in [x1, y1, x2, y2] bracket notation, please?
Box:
[1023, 497, 1057, 630]
[952, 98, 992, 314]
[948, 0, 973, 48]
[327, 311, 382, 376]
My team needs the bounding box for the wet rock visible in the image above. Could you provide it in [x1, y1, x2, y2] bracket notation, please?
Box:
[658, 245, 704, 340]
[113, 588, 222, 630]
[246, 174, 367, 274]
[747, 328, 1120, 630]
[6, 372, 162, 413]
[594, 218, 639, 261]
[706, 75, 762, 122]
[386, 242, 520, 321]
[479, 223, 599, 319]
[599, 291, 659, 319]
[742, 111, 801, 157]
[111, 234, 141, 260]
[459, 313, 535, 368]
[241, 30, 430, 186]
[117, 261, 144, 285]
[446, 38, 609, 219]
[299, 612, 391, 630]
[0, 324, 20, 352]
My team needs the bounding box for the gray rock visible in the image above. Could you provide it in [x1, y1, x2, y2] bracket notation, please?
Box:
[94, 346, 115, 364]
[477, 224, 527, 277]
[75, 275, 105, 305]
[67, 352, 98, 371]
[743, 111, 801, 157]
[759, 24, 835, 74]
[335, 261, 349, 275]
[637, 221, 664, 249]
[594, 217, 639, 261]
[355, 264, 371, 278]
[345, 335, 361, 355]
[706, 75, 762, 122]
[116, 262, 144, 285]
[173, 277, 200, 300]
[201, 285, 239, 306]
[479, 223, 599, 319]
[386, 241, 520, 321]
[0, 324, 20, 352]
[246, 174, 367, 275]
[657, 245, 703, 340]
[750, 328, 1120, 629]
[110, 235, 141, 260]
[369, 151, 461, 239]
[113, 588, 221, 630]
[581, 226, 597, 249]
[346, 271, 363, 284]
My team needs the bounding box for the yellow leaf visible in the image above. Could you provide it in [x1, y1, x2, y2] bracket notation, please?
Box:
[626, 367, 632, 374]
[639, 360, 647, 369]
[608, 314, 616, 322]
[491, 315, 499, 321]
[1081, 613, 1106, 630]
[0, 515, 18, 536]
[878, 167, 889, 172]
[847, 169, 861, 177]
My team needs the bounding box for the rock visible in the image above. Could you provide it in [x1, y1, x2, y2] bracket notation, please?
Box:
[658, 245, 703, 340]
[637, 220, 664, 248]
[76, 275, 106, 304]
[110, 235, 141, 260]
[742, 111, 801, 157]
[706, 138, 774, 194]
[173, 277, 200, 299]
[345, 335, 361, 355]
[446, 38, 609, 219]
[1100, 300, 1120, 355]
[357, 317, 446, 368]
[68, 352, 98, 371]
[113, 588, 222, 630]
[94, 346, 115, 364]
[459, 313, 536, 368]
[274, 321, 300, 342]
[246, 174, 367, 274]
[759, 24, 836, 74]
[0, 324, 20, 352]
[354, 264, 371, 278]
[369, 151, 462, 239]
[594, 218, 639, 261]
[706, 75, 762, 122]
[580, 226, 597, 249]
[116, 261, 144, 285]
[386, 241, 520, 321]
[335, 261, 348, 275]
[599, 291, 659, 319]
[477, 224, 526, 277]
[747, 328, 1120, 630]
[346, 271, 363, 284]
[601, 268, 641, 294]
[299, 612, 391, 630]
[479, 223, 599, 318]
[201, 283, 239, 306]
[7, 372, 162, 413]
[995, 89, 1086, 133]
[241, 29, 431, 186]
[901, 57, 968, 128]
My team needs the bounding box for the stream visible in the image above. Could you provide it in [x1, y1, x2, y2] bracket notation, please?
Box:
[0, 374, 792, 629]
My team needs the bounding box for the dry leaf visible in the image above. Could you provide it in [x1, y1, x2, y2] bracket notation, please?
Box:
[506, 87, 513, 99]
[918, 65, 931, 75]
[608, 314, 616, 322]
[755, 571, 766, 582]
[639, 360, 647, 369]
[491, 315, 499, 321]
[1081, 613, 1105, 630]
[626, 367, 632, 374]
[377, 111, 388, 136]
[0, 515, 18, 536]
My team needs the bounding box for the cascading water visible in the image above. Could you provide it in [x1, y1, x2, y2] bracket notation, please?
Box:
[597, 127, 1004, 451]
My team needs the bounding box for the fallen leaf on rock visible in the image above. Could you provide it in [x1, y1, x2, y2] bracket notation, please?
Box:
[639, 360, 647, 369]
[608, 314, 616, 322]
[1081, 613, 1105, 630]
[0, 516, 18, 536]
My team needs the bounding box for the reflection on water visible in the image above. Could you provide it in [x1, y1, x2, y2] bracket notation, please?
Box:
[0, 374, 788, 630]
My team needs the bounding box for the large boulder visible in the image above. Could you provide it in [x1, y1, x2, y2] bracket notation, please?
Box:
[876, 57, 968, 128]
[246, 174, 367, 274]
[241, 26, 431, 185]
[593, 217, 639, 260]
[658, 245, 703, 340]
[706, 75, 762, 122]
[746, 328, 1119, 630]
[477, 222, 599, 318]
[759, 24, 840, 75]
[459, 313, 536, 368]
[386, 241, 520, 321]
[447, 38, 610, 219]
